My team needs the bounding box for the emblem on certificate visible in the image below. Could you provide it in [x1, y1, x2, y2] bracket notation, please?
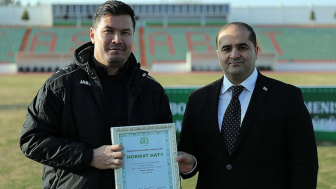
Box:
[111, 123, 181, 189]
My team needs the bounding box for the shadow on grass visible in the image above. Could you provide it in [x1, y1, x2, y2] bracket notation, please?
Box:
[317, 141, 336, 146]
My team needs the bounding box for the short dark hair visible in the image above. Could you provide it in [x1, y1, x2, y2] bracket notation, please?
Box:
[216, 22, 257, 48]
[92, 0, 136, 32]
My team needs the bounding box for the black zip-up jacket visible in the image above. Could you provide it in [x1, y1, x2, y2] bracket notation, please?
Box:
[20, 42, 173, 189]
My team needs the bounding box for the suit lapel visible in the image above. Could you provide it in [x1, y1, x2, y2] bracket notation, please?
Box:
[232, 73, 271, 155]
[207, 77, 224, 133]
[206, 77, 236, 158]
[208, 77, 230, 158]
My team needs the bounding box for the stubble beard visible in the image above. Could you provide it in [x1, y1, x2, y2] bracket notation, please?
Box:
[107, 57, 126, 68]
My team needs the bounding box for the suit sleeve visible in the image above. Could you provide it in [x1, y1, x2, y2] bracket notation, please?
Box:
[178, 93, 199, 179]
[287, 87, 318, 188]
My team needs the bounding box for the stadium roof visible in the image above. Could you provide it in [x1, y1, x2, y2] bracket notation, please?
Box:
[18, 0, 336, 7]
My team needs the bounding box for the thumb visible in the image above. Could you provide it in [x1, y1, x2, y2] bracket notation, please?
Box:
[175, 151, 191, 162]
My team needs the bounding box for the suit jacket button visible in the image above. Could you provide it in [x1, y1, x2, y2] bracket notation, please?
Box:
[226, 164, 232, 170]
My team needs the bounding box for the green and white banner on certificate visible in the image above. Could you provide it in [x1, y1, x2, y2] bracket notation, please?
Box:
[111, 123, 181, 189]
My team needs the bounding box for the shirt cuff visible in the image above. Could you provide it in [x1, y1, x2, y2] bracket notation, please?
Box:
[181, 155, 197, 175]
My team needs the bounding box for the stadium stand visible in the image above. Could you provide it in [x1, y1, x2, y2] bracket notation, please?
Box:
[145, 25, 336, 69]
[2, 24, 336, 72]
[3, 25, 336, 72]
[23, 27, 139, 56]
[0, 26, 26, 63]
[144, 26, 219, 68]
[14, 26, 140, 72]
[255, 26, 336, 62]
[24, 27, 90, 53]
[1, 3, 336, 72]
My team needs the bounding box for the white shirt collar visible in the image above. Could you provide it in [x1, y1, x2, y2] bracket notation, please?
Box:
[221, 68, 258, 94]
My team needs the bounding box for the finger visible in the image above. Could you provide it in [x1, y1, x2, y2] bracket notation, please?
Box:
[112, 158, 124, 165]
[105, 145, 124, 157]
[111, 163, 123, 169]
[176, 151, 187, 161]
[105, 156, 124, 165]
[177, 151, 185, 156]
[110, 144, 124, 151]
[105, 159, 124, 169]
[176, 152, 195, 164]
[108, 151, 124, 159]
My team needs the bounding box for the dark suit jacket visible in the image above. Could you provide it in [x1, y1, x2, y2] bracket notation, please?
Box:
[178, 72, 318, 189]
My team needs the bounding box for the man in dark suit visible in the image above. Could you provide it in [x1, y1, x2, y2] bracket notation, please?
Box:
[175, 22, 318, 188]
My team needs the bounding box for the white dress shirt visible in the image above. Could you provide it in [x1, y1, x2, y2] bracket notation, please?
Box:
[218, 68, 258, 131]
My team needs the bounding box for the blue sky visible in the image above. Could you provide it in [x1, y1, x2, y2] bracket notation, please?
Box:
[20, 0, 336, 7]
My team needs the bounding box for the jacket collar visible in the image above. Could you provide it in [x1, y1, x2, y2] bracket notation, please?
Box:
[73, 41, 141, 78]
[221, 68, 258, 94]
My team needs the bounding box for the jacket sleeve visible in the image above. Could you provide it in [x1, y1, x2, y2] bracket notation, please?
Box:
[287, 87, 318, 188]
[19, 82, 93, 172]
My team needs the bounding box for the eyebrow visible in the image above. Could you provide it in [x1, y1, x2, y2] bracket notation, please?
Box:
[104, 26, 132, 32]
[221, 42, 249, 48]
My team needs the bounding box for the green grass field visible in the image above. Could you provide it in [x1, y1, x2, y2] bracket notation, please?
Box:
[1, 72, 336, 189]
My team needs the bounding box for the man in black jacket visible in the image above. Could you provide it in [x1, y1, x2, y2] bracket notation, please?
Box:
[19, 1, 172, 188]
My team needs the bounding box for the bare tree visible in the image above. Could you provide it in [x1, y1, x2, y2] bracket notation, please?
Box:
[0, 0, 14, 5]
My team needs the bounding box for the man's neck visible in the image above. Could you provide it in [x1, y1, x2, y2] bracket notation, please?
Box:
[107, 67, 119, 75]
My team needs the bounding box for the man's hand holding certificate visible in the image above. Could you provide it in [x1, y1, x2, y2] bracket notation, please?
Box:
[90, 145, 125, 170]
[111, 123, 181, 189]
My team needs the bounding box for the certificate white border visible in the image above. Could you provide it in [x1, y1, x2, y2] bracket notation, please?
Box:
[111, 123, 181, 189]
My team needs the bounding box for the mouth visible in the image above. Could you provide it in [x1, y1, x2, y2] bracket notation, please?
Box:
[107, 46, 125, 52]
[229, 61, 242, 66]
[108, 48, 124, 52]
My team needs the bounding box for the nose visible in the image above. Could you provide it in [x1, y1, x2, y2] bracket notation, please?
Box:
[112, 33, 122, 44]
[230, 48, 240, 59]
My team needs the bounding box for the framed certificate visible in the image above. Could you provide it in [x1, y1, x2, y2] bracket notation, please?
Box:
[111, 123, 181, 189]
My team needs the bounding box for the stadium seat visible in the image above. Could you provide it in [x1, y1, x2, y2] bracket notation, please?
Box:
[0, 26, 26, 63]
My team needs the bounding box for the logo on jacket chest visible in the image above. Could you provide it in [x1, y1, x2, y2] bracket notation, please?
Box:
[80, 80, 91, 86]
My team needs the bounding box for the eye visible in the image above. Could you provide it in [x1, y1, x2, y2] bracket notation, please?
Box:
[122, 30, 132, 36]
[238, 45, 249, 51]
[222, 47, 231, 52]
